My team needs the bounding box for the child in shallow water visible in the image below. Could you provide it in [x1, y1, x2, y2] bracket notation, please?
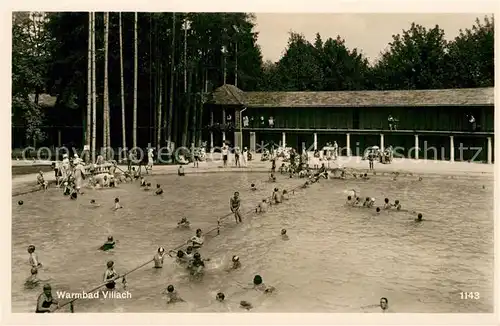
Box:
[99, 236, 116, 251]
[155, 184, 163, 195]
[25, 267, 50, 289]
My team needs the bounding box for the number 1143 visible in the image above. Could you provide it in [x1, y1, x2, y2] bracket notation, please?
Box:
[460, 292, 480, 300]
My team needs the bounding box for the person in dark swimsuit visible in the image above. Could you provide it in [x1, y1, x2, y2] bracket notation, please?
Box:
[99, 236, 115, 251]
[103, 261, 121, 290]
[230, 192, 242, 223]
[36, 284, 58, 313]
[155, 184, 164, 195]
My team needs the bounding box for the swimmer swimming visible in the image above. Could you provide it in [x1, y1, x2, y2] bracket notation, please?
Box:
[155, 184, 164, 195]
[99, 236, 116, 251]
[113, 198, 123, 210]
[383, 198, 391, 209]
[242, 275, 275, 293]
[250, 183, 257, 191]
[164, 285, 184, 304]
[281, 229, 289, 240]
[393, 200, 401, 210]
[177, 217, 190, 228]
[216, 292, 225, 302]
[415, 213, 423, 222]
[231, 255, 241, 269]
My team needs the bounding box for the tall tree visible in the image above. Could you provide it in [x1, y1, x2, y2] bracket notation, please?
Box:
[103, 12, 110, 157]
[86, 12, 91, 149]
[119, 12, 127, 158]
[166, 13, 176, 148]
[445, 15, 494, 88]
[370, 23, 448, 90]
[91, 12, 97, 162]
[133, 12, 138, 149]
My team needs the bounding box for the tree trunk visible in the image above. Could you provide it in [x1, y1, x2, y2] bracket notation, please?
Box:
[181, 21, 189, 147]
[86, 12, 91, 149]
[156, 64, 163, 153]
[119, 12, 127, 160]
[91, 12, 97, 163]
[191, 68, 197, 146]
[133, 12, 138, 149]
[103, 12, 110, 159]
[166, 12, 176, 149]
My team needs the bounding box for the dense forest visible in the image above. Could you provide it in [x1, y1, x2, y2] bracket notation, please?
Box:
[11, 12, 494, 152]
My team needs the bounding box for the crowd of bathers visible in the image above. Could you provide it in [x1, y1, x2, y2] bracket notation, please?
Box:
[21, 149, 402, 313]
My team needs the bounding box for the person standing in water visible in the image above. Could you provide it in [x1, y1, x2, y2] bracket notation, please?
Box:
[230, 192, 242, 223]
[189, 229, 204, 250]
[164, 285, 184, 304]
[27, 245, 42, 268]
[25, 267, 51, 289]
[380, 297, 390, 312]
[36, 284, 59, 313]
[99, 236, 116, 251]
[154, 247, 166, 268]
[103, 261, 126, 290]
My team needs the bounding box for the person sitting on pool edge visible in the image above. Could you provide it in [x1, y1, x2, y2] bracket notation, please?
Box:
[164, 285, 184, 304]
[281, 229, 289, 241]
[177, 217, 190, 228]
[154, 247, 166, 268]
[99, 236, 116, 251]
[178, 166, 185, 176]
[155, 184, 163, 195]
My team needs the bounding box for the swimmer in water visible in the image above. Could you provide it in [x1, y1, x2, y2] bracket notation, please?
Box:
[346, 196, 353, 206]
[177, 217, 190, 228]
[164, 285, 184, 304]
[269, 173, 276, 182]
[188, 252, 206, 275]
[140, 177, 146, 187]
[366, 197, 375, 208]
[375, 207, 381, 215]
[272, 188, 282, 204]
[144, 182, 151, 191]
[185, 246, 194, 261]
[36, 284, 59, 313]
[69, 183, 78, 199]
[230, 192, 242, 223]
[216, 292, 225, 302]
[231, 255, 241, 269]
[25, 267, 50, 289]
[282, 189, 289, 200]
[362, 197, 370, 207]
[188, 229, 204, 250]
[250, 183, 257, 191]
[256, 199, 267, 213]
[245, 275, 275, 293]
[155, 184, 164, 195]
[113, 197, 122, 210]
[240, 300, 253, 310]
[415, 213, 423, 222]
[27, 245, 42, 268]
[383, 198, 391, 209]
[302, 180, 310, 189]
[353, 197, 361, 206]
[89, 199, 100, 207]
[37, 171, 48, 190]
[109, 175, 116, 187]
[99, 236, 116, 251]
[281, 229, 289, 240]
[154, 247, 166, 268]
[380, 297, 389, 312]
[103, 261, 126, 290]
[178, 165, 185, 176]
[175, 250, 189, 265]
[393, 200, 401, 210]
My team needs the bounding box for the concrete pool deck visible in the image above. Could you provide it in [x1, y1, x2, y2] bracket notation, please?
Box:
[11, 155, 493, 196]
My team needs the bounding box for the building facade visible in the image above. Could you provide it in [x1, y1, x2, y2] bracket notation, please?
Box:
[203, 85, 494, 163]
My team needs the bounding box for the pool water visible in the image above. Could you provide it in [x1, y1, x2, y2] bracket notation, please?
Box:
[11, 172, 494, 313]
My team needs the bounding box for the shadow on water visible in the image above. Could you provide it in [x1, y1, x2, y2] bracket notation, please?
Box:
[11, 173, 493, 313]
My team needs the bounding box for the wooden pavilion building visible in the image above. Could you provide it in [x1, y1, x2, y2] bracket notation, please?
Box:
[203, 85, 494, 163]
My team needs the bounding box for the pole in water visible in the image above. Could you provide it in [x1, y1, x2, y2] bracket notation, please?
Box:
[70, 302, 74, 313]
[217, 220, 220, 235]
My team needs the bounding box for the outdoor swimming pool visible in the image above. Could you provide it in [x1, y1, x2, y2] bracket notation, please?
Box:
[11, 172, 494, 313]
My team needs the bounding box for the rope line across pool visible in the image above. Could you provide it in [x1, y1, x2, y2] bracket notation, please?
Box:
[54, 179, 308, 312]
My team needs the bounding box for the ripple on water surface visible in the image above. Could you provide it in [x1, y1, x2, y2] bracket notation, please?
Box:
[12, 173, 493, 313]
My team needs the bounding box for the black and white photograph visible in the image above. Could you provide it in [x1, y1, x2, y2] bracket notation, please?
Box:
[9, 5, 496, 318]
